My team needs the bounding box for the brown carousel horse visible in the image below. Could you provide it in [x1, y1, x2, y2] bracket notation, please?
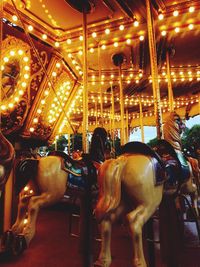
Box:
[1, 127, 108, 255]
[94, 112, 199, 267]
[0, 131, 15, 197]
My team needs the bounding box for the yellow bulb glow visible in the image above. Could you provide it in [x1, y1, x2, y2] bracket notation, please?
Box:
[189, 6, 195, 13]
[18, 50, 24, 55]
[22, 82, 27, 87]
[101, 44, 106, 50]
[12, 15, 18, 21]
[10, 50, 15, 56]
[161, 30, 166, 36]
[23, 57, 29, 62]
[158, 13, 164, 20]
[19, 90, 24, 95]
[37, 109, 42, 114]
[114, 42, 118, 47]
[173, 10, 179, 17]
[42, 34, 47, 40]
[175, 27, 180, 33]
[90, 47, 94, 53]
[66, 39, 71, 44]
[55, 42, 59, 47]
[28, 25, 33, 31]
[188, 24, 194, 30]
[119, 25, 124, 31]
[33, 118, 38, 123]
[8, 103, 14, 108]
[105, 28, 110, 34]
[92, 32, 97, 38]
[139, 35, 144, 41]
[126, 39, 131, 44]
[133, 20, 139, 27]
[30, 127, 34, 132]
[79, 35, 83, 41]
[3, 57, 9, 62]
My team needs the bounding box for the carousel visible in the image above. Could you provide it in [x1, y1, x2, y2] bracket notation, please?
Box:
[0, 0, 200, 267]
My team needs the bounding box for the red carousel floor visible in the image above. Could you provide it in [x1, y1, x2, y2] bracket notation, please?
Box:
[0, 201, 200, 267]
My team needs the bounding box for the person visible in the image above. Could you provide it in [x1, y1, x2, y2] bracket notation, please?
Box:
[89, 127, 108, 163]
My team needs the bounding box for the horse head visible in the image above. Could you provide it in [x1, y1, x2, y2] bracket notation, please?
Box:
[163, 112, 185, 151]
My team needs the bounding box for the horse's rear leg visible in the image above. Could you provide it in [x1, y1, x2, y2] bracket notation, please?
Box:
[95, 202, 126, 267]
[127, 205, 153, 267]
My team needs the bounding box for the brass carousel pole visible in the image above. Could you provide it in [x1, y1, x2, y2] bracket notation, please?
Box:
[111, 84, 115, 140]
[126, 109, 129, 142]
[98, 44, 103, 126]
[166, 50, 174, 112]
[119, 65, 125, 145]
[82, 10, 88, 153]
[146, 0, 162, 139]
[139, 96, 145, 142]
[95, 101, 98, 127]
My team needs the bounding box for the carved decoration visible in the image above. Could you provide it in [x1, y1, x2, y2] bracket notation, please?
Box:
[0, 35, 48, 135]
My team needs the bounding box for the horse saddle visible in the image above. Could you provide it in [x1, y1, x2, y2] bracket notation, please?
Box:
[121, 141, 190, 187]
[48, 151, 98, 190]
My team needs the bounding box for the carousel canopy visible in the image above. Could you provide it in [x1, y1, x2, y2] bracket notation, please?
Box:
[0, 0, 200, 144]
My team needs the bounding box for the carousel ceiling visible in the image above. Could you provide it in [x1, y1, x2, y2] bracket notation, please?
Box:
[0, 0, 200, 143]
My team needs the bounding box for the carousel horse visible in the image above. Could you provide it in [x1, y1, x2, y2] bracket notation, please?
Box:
[94, 111, 199, 267]
[0, 131, 15, 197]
[1, 127, 108, 255]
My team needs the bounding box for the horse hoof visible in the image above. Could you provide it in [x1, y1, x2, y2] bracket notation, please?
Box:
[12, 234, 27, 256]
[94, 259, 111, 267]
[1, 230, 14, 251]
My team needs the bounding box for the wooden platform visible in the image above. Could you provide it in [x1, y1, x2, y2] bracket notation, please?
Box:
[0, 201, 200, 267]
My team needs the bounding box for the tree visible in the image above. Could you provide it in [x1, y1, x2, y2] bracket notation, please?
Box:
[181, 125, 200, 157]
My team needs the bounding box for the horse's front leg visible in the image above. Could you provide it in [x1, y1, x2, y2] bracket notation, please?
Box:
[22, 192, 57, 246]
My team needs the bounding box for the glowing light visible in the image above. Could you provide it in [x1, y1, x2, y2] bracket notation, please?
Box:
[28, 25, 33, 31]
[56, 62, 61, 68]
[3, 57, 9, 62]
[158, 13, 164, 20]
[119, 25, 124, 31]
[19, 90, 24, 95]
[10, 50, 15, 56]
[105, 28, 110, 34]
[79, 35, 83, 41]
[90, 47, 94, 53]
[189, 6, 195, 13]
[42, 34, 47, 40]
[114, 42, 118, 47]
[161, 30, 166, 36]
[126, 39, 131, 44]
[24, 186, 29, 191]
[8, 103, 14, 108]
[66, 39, 71, 44]
[92, 32, 97, 38]
[101, 44, 106, 50]
[175, 27, 180, 33]
[139, 35, 144, 41]
[18, 50, 24, 55]
[37, 109, 42, 114]
[173, 10, 179, 17]
[188, 24, 194, 30]
[33, 118, 38, 123]
[23, 56, 29, 62]
[55, 42, 59, 47]
[133, 20, 139, 27]
[12, 15, 18, 21]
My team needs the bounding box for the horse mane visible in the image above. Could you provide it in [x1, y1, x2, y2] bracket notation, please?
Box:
[163, 112, 182, 151]
[89, 127, 107, 162]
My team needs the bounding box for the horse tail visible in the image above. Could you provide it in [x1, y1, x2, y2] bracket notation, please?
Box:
[15, 159, 39, 194]
[95, 159, 122, 222]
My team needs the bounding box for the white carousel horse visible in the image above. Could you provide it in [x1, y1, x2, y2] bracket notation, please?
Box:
[94, 112, 199, 267]
[1, 127, 108, 254]
[0, 131, 15, 197]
